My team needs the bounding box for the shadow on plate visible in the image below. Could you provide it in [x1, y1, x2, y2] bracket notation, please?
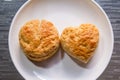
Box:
[69, 56, 92, 68]
[31, 45, 65, 68]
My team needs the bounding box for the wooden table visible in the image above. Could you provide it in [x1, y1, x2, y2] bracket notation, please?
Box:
[0, 0, 120, 80]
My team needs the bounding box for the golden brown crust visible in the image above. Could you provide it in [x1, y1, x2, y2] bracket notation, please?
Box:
[19, 20, 59, 61]
[60, 24, 99, 63]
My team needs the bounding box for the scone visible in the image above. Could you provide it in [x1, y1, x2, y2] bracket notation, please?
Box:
[60, 24, 99, 63]
[19, 19, 59, 62]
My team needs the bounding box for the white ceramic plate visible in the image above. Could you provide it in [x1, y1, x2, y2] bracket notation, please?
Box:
[9, 0, 114, 80]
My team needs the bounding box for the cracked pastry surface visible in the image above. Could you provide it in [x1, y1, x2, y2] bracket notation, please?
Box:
[19, 20, 59, 61]
[60, 24, 99, 63]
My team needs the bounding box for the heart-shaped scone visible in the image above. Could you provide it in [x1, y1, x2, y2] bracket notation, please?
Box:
[60, 24, 99, 63]
[19, 20, 59, 62]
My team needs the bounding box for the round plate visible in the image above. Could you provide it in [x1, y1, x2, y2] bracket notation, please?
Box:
[9, 0, 114, 80]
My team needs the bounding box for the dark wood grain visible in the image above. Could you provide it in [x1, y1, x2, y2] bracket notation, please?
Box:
[0, 0, 120, 80]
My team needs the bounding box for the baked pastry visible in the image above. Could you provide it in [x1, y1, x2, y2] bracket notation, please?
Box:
[60, 24, 99, 63]
[19, 19, 59, 61]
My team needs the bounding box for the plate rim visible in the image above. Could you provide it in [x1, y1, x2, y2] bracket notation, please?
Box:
[90, 0, 114, 79]
[8, 0, 114, 80]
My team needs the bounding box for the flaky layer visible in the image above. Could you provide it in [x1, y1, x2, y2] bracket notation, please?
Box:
[61, 24, 99, 63]
[19, 20, 59, 61]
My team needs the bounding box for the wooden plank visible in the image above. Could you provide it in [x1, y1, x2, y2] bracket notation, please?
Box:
[0, 0, 120, 80]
